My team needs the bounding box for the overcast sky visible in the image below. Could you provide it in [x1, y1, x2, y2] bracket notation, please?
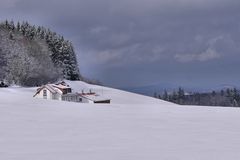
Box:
[1, 0, 240, 88]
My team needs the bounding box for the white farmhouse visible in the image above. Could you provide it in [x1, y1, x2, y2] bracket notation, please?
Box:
[33, 83, 72, 100]
[33, 81, 110, 104]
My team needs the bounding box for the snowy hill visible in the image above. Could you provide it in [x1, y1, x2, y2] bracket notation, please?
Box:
[64, 80, 173, 104]
[1, 81, 240, 160]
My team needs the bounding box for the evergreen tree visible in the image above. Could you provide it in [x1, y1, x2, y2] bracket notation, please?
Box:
[154, 92, 158, 98]
[220, 90, 224, 96]
[5, 20, 9, 28]
[9, 21, 15, 31]
[9, 31, 14, 40]
[17, 22, 21, 31]
[212, 91, 216, 96]
[178, 87, 185, 99]
[163, 90, 168, 101]
[0, 20, 82, 84]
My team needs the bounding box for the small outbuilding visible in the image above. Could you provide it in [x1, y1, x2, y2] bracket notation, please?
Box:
[62, 92, 111, 104]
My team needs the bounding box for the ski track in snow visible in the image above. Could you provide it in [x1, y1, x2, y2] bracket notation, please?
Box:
[0, 81, 240, 160]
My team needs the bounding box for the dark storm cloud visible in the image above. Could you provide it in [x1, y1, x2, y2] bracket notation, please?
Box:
[1, 0, 240, 87]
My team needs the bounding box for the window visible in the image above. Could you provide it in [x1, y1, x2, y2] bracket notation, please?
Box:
[43, 90, 47, 99]
[79, 98, 82, 102]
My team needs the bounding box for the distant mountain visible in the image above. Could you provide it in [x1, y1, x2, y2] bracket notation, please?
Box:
[0, 20, 81, 86]
[122, 83, 239, 97]
[210, 84, 238, 91]
[122, 83, 180, 96]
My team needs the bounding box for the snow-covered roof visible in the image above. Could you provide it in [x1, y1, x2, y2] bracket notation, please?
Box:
[62, 93, 78, 97]
[79, 93, 110, 102]
[53, 84, 71, 90]
[33, 84, 63, 97]
[45, 84, 58, 93]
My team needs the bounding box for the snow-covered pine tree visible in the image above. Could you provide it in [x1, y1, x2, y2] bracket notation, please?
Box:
[67, 42, 80, 80]
[4, 20, 9, 29]
[28, 25, 36, 40]
[9, 21, 15, 31]
[20, 21, 27, 36]
[40, 27, 46, 39]
[0, 48, 7, 80]
[16, 22, 21, 31]
[43, 29, 81, 80]
[0, 20, 82, 84]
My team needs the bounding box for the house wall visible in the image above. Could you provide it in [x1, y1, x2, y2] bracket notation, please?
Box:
[62, 94, 91, 103]
[35, 89, 51, 99]
[52, 93, 62, 100]
[35, 87, 62, 100]
[56, 88, 63, 100]
[62, 95, 78, 102]
[80, 96, 91, 103]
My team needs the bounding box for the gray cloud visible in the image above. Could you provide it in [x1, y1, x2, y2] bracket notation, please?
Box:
[1, 0, 240, 87]
[175, 48, 220, 63]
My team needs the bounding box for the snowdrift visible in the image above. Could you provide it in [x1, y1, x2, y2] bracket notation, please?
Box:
[1, 81, 240, 160]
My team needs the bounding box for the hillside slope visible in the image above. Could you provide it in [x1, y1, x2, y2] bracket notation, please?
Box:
[1, 81, 240, 160]
[64, 80, 174, 104]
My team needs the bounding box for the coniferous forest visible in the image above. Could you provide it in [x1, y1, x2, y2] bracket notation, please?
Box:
[0, 20, 81, 86]
[154, 88, 240, 107]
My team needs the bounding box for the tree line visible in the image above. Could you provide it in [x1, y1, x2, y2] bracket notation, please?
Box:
[0, 20, 81, 86]
[154, 88, 240, 107]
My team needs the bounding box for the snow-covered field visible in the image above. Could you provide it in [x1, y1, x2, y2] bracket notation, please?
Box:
[1, 81, 240, 160]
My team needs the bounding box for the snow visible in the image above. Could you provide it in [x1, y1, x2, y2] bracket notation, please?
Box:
[64, 80, 173, 105]
[1, 81, 240, 160]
